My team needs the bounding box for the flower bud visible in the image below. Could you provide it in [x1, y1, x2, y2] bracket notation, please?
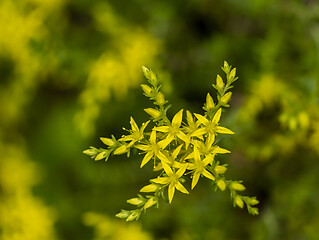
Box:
[220, 92, 232, 105]
[83, 147, 99, 156]
[229, 68, 236, 80]
[247, 198, 259, 206]
[140, 184, 158, 192]
[127, 198, 143, 205]
[115, 210, 130, 219]
[95, 151, 107, 161]
[235, 196, 244, 208]
[126, 211, 139, 222]
[214, 165, 227, 174]
[217, 179, 226, 191]
[141, 84, 152, 96]
[156, 92, 166, 105]
[144, 197, 157, 209]
[114, 145, 128, 155]
[216, 75, 225, 90]
[144, 108, 161, 119]
[206, 93, 215, 110]
[231, 182, 246, 191]
[100, 137, 115, 146]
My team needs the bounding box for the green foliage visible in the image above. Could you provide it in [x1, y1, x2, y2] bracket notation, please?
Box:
[84, 62, 259, 221]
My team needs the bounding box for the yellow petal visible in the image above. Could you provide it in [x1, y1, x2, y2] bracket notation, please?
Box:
[140, 152, 153, 168]
[194, 113, 210, 125]
[172, 144, 183, 160]
[162, 162, 174, 175]
[175, 163, 188, 178]
[212, 108, 222, 124]
[151, 177, 170, 185]
[153, 126, 170, 132]
[216, 126, 234, 134]
[150, 130, 157, 143]
[175, 181, 189, 194]
[130, 117, 139, 132]
[156, 151, 171, 164]
[172, 109, 183, 127]
[168, 184, 175, 203]
[202, 169, 215, 181]
[191, 171, 201, 189]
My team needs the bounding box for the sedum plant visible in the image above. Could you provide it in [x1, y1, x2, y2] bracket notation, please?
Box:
[84, 62, 259, 221]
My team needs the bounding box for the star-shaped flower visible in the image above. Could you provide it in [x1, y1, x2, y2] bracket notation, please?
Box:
[153, 109, 189, 148]
[151, 162, 189, 203]
[186, 134, 230, 162]
[194, 108, 234, 137]
[187, 146, 215, 189]
[135, 130, 169, 168]
[119, 117, 150, 148]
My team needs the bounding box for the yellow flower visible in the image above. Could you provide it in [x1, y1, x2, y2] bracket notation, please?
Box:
[150, 162, 189, 203]
[187, 146, 215, 189]
[153, 109, 189, 147]
[194, 108, 234, 137]
[119, 117, 150, 147]
[135, 130, 170, 168]
[187, 134, 230, 161]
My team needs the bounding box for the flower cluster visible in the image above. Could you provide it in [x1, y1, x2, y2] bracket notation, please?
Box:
[84, 62, 259, 221]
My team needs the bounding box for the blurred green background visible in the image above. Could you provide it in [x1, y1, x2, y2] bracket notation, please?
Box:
[1, 0, 319, 239]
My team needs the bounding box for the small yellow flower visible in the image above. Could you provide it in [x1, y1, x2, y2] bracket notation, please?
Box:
[187, 146, 215, 189]
[153, 109, 189, 147]
[150, 162, 189, 203]
[119, 117, 150, 147]
[135, 130, 170, 167]
[194, 108, 234, 137]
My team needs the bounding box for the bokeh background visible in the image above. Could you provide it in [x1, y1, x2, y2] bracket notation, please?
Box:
[1, 0, 319, 239]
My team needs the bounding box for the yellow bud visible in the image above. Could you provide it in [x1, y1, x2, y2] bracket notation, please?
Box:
[144, 108, 161, 119]
[215, 165, 227, 174]
[114, 145, 127, 155]
[115, 211, 129, 219]
[144, 197, 157, 209]
[220, 92, 232, 104]
[126, 212, 138, 222]
[206, 93, 215, 110]
[95, 151, 106, 161]
[216, 75, 225, 90]
[235, 196, 244, 208]
[156, 92, 166, 105]
[231, 182, 246, 191]
[141, 84, 152, 96]
[100, 137, 114, 146]
[217, 179, 226, 191]
[140, 184, 158, 192]
[247, 198, 259, 206]
[229, 68, 236, 79]
[127, 198, 143, 205]
[83, 148, 98, 156]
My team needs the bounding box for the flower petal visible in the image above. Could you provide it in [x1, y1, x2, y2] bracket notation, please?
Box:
[172, 109, 183, 127]
[175, 181, 189, 194]
[153, 126, 170, 132]
[212, 108, 222, 124]
[191, 171, 201, 189]
[151, 177, 170, 185]
[130, 117, 139, 132]
[162, 161, 174, 175]
[168, 183, 175, 203]
[140, 152, 153, 168]
[216, 126, 234, 134]
[194, 113, 210, 125]
[202, 169, 215, 181]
